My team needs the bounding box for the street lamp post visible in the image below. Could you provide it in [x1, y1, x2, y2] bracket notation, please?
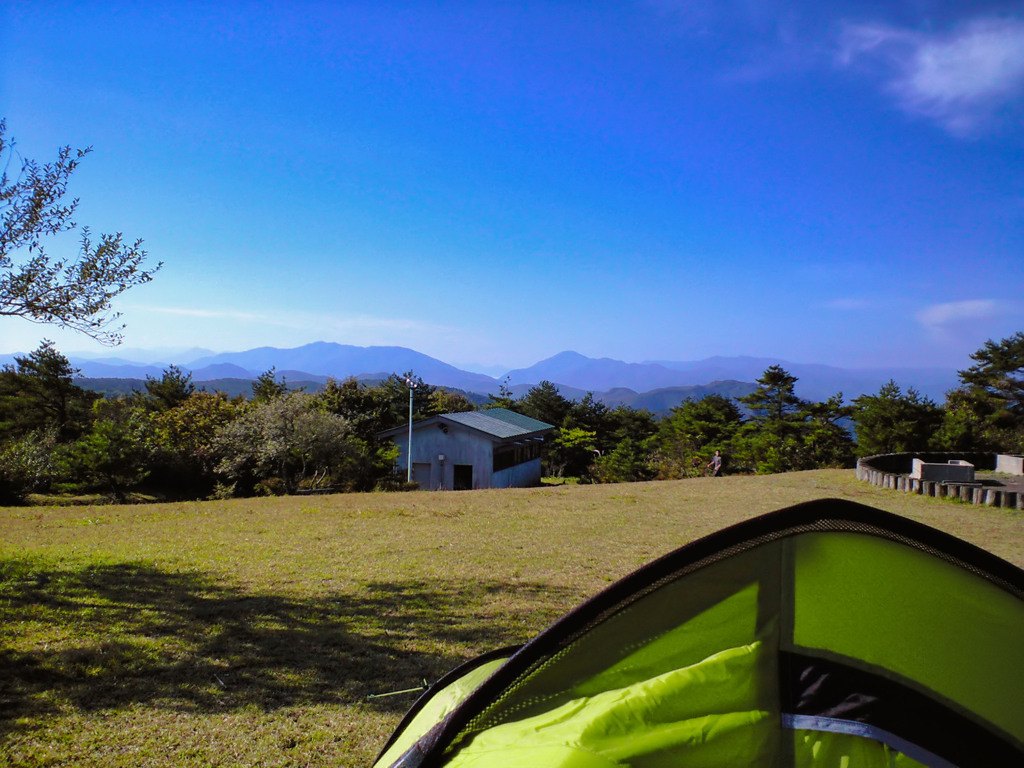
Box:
[405, 378, 418, 483]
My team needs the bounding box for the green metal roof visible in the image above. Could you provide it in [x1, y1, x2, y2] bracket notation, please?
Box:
[442, 408, 554, 439]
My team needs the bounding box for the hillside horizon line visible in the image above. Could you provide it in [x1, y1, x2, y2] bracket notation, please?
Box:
[2, 340, 963, 406]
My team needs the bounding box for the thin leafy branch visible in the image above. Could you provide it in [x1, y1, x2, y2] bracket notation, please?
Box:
[0, 119, 161, 344]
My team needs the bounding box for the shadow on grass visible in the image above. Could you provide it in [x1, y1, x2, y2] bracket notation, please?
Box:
[0, 557, 576, 736]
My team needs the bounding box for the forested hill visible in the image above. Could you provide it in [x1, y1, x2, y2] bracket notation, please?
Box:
[75, 377, 751, 416]
[29, 342, 961, 404]
[3, 332, 1020, 504]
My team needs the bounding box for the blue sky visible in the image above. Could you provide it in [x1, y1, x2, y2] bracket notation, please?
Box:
[1, 1, 1022, 374]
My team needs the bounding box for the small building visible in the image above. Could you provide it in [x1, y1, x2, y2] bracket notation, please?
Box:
[379, 408, 554, 491]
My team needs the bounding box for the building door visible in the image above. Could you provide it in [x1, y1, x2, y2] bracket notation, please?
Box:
[453, 464, 473, 491]
[412, 463, 431, 488]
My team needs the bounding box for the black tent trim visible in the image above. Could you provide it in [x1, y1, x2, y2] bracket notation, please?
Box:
[383, 498, 1024, 768]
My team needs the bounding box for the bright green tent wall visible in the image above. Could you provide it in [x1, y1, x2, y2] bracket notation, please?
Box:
[374, 499, 1024, 768]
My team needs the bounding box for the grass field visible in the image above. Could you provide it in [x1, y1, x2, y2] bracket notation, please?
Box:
[3, 470, 1023, 767]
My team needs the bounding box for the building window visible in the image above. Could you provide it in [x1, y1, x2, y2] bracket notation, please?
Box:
[493, 441, 541, 472]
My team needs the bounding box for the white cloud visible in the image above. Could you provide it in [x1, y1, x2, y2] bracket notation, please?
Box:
[838, 16, 1024, 136]
[142, 306, 275, 322]
[916, 299, 1004, 330]
[137, 305, 440, 332]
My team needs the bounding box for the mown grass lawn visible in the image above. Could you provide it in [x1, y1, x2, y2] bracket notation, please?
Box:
[3, 470, 1023, 767]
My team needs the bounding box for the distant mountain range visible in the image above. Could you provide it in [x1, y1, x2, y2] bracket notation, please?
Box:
[502, 350, 958, 402]
[1, 342, 961, 413]
[61, 342, 499, 395]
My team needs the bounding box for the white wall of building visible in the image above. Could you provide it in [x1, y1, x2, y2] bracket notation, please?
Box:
[492, 459, 543, 489]
[391, 423, 544, 490]
[392, 426, 497, 490]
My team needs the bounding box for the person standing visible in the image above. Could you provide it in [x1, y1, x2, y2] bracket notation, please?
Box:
[707, 450, 723, 477]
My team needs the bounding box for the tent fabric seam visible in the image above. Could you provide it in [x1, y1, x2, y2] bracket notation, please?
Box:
[782, 714, 956, 768]
[780, 646, 1024, 762]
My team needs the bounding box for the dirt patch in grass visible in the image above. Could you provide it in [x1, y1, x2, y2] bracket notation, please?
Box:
[2, 470, 1023, 765]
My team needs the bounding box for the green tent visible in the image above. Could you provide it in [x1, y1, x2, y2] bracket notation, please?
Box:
[374, 499, 1024, 767]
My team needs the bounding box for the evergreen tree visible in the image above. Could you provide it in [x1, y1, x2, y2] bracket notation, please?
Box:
[379, 372, 436, 429]
[939, 331, 1024, 452]
[251, 367, 289, 403]
[518, 380, 572, 427]
[589, 402, 658, 478]
[60, 399, 152, 501]
[734, 366, 807, 473]
[484, 376, 517, 410]
[565, 393, 610, 439]
[548, 426, 598, 479]
[798, 394, 855, 468]
[143, 365, 195, 412]
[317, 377, 393, 441]
[852, 381, 943, 456]
[314, 377, 405, 490]
[935, 387, 1000, 451]
[591, 438, 655, 483]
[737, 365, 804, 423]
[0, 340, 96, 440]
[654, 395, 742, 478]
[959, 331, 1024, 416]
